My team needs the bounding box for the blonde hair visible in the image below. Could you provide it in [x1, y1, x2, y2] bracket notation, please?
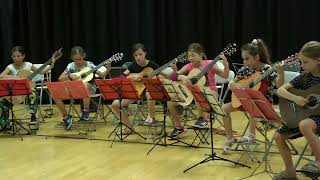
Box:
[300, 41, 320, 59]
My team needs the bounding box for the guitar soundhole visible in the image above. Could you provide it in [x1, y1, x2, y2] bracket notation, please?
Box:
[306, 95, 319, 109]
[248, 81, 254, 88]
[81, 74, 87, 79]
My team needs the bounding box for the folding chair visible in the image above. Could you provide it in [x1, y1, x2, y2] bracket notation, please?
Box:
[232, 62, 244, 74]
[284, 71, 300, 84]
[33, 64, 53, 120]
[236, 88, 283, 179]
[215, 70, 235, 102]
[295, 135, 320, 168]
[231, 89, 275, 164]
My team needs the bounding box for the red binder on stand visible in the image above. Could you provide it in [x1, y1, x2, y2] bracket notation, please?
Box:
[231, 88, 264, 119]
[245, 88, 281, 121]
[0, 79, 33, 138]
[46, 80, 90, 100]
[231, 87, 281, 178]
[95, 78, 140, 100]
[95, 78, 145, 144]
[142, 77, 172, 155]
[182, 85, 250, 173]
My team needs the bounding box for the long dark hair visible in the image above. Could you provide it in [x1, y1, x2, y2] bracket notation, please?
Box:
[131, 43, 147, 56]
[70, 46, 86, 59]
[11, 46, 26, 56]
[241, 39, 271, 65]
[187, 43, 207, 59]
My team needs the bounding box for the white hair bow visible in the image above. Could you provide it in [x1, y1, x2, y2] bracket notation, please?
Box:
[252, 39, 258, 44]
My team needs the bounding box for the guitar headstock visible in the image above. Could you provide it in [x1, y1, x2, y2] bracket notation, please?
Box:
[108, 53, 124, 63]
[51, 48, 63, 61]
[174, 52, 188, 63]
[282, 53, 300, 66]
[222, 43, 237, 56]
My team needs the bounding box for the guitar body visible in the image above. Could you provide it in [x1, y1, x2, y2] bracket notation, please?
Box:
[72, 67, 94, 83]
[172, 69, 206, 106]
[17, 70, 37, 87]
[4, 49, 62, 105]
[231, 72, 262, 108]
[71, 53, 123, 83]
[160, 78, 192, 106]
[172, 81, 194, 106]
[128, 67, 154, 95]
[187, 68, 206, 86]
[279, 85, 320, 128]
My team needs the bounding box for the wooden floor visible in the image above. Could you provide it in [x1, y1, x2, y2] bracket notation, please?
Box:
[0, 104, 313, 180]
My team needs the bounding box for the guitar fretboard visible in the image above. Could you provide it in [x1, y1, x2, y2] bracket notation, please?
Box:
[191, 55, 221, 84]
[27, 58, 54, 80]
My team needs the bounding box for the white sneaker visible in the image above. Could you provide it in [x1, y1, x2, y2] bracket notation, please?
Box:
[222, 138, 237, 154]
[144, 115, 154, 125]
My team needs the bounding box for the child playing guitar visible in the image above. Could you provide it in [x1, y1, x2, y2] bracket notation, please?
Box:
[222, 39, 284, 153]
[273, 41, 320, 180]
[111, 43, 168, 134]
[167, 43, 229, 139]
[0, 46, 58, 127]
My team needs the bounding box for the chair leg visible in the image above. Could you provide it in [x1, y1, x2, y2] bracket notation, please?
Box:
[295, 142, 309, 169]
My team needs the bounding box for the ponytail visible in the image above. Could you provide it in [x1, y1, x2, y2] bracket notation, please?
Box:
[241, 38, 271, 65]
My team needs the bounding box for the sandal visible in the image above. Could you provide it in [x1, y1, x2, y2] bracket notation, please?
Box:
[238, 134, 256, 144]
[144, 115, 154, 125]
[272, 171, 298, 180]
[222, 138, 237, 154]
[301, 161, 320, 173]
[117, 128, 134, 135]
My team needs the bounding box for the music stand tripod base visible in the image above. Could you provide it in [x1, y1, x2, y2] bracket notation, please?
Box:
[183, 85, 251, 173]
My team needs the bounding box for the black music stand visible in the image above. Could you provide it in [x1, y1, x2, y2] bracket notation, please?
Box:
[95, 79, 146, 146]
[142, 77, 171, 155]
[183, 85, 250, 173]
[160, 78, 196, 148]
[0, 79, 32, 139]
[232, 88, 282, 179]
[46, 80, 90, 130]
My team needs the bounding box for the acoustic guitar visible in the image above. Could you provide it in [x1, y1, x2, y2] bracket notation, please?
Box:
[71, 53, 123, 82]
[279, 84, 320, 128]
[7, 48, 63, 104]
[231, 54, 299, 108]
[128, 52, 188, 95]
[169, 43, 237, 106]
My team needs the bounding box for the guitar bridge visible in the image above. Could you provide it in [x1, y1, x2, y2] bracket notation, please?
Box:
[178, 85, 188, 98]
[291, 103, 296, 112]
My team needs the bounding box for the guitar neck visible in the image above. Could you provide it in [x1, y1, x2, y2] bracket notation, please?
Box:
[192, 55, 220, 84]
[27, 58, 53, 80]
[150, 58, 177, 77]
[84, 59, 110, 77]
[250, 68, 275, 87]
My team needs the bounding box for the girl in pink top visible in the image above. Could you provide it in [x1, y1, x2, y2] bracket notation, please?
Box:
[168, 43, 230, 139]
[184, 60, 218, 92]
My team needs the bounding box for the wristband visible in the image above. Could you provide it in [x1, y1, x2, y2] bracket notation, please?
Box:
[171, 72, 178, 81]
[120, 72, 127, 79]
